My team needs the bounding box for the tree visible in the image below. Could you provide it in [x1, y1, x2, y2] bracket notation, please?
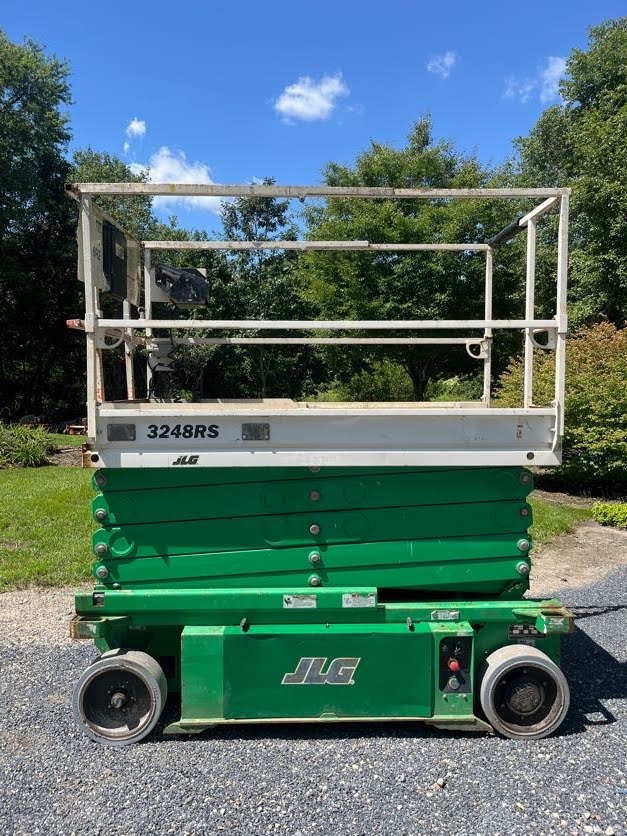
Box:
[71, 148, 154, 240]
[299, 118, 521, 400]
[0, 31, 80, 418]
[496, 322, 627, 492]
[205, 179, 325, 399]
[517, 18, 627, 326]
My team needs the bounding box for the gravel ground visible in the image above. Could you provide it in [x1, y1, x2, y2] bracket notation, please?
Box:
[1, 574, 626, 836]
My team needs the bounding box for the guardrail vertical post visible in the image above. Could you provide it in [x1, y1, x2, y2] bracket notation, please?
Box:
[554, 193, 569, 434]
[523, 219, 537, 408]
[482, 249, 494, 405]
[80, 194, 99, 437]
[123, 299, 135, 400]
[144, 247, 153, 397]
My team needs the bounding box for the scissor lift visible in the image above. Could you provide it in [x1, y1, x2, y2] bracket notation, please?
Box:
[67, 182, 573, 745]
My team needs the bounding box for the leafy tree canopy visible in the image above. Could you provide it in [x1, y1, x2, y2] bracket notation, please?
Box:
[0, 31, 79, 418]
[299, 118, 521, 399]
[497, 321, 627, 492]
[0, 31, 71, 237]
[517, 18, 627, 326]
[70, 148, 154, 240]
[208, 179, 324, 399]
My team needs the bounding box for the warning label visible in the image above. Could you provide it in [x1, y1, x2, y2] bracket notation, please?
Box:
[283, 594, 317, 609]
[342, 593, 376, 608]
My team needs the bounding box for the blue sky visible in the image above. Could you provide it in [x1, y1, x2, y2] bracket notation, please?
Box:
[3, 0, 625, 231]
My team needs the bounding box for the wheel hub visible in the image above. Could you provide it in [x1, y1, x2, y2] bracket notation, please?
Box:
[491, 662, 560, 731]
[110, 690, 128, 709]
[80, 667, 152, 735]
[505, 678, 544, 716]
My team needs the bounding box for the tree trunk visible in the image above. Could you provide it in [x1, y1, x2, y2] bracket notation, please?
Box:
[405, 360, 432, 401]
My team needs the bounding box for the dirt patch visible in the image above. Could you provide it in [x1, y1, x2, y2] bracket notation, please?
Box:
[50, 447, 82, 467]
[531, 488, 597, 509]
[531, 518, 627, 595]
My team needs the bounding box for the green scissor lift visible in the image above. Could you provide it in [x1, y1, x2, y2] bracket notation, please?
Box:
[67, 182, 573, 744]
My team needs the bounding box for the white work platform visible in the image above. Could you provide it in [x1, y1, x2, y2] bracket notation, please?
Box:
[67, 183, 570, 469]
[90, 400, 559, 468]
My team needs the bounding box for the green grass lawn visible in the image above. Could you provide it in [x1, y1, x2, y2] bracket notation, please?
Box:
[530, 497, 592, 546]
[47, 432, 85, 448]
[0, 467, 594, 589]
[0, 467, 93, 588]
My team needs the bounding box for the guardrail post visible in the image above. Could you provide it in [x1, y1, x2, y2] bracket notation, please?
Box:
[523, 219, 537, 408]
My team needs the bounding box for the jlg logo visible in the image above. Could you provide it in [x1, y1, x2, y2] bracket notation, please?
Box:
[281, 657, 361, 686]
[172, 455, 199, 466]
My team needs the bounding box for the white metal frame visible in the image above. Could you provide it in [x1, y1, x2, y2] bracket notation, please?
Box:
[68, 183, 570, 469]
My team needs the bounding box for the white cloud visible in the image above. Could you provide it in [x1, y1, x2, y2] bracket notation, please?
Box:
[539, 56, 567, 103]
[125, 117, 146, 138]
[274, 73, 349, 122]
[123, 140, 130, 154]
[131, 146, 221, 214]
[503, 77, 536, 104]
[426, 51, 457, 80]
[504, 56, 566, 104]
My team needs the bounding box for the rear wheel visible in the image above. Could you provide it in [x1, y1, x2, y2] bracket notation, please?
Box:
[479, 645, 570, 740]
[73, 649, 167, 746]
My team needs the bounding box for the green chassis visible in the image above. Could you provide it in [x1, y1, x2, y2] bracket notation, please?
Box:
[72, 466, 573, 735]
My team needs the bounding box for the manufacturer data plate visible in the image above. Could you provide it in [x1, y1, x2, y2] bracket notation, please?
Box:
[431, 609, 460, 622]
[283, 594, 317, 609]
[241, 423, 270, 441]
[509, 624, 544, 639]
[342, 593, 376, 608]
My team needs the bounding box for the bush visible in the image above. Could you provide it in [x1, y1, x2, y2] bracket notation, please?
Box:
[427, 373, 483, 402]
[592, 501, 627, 529]
[0, 424, 57, 468]
[496, 322, 627, 492]
[315, 360, 414, 402]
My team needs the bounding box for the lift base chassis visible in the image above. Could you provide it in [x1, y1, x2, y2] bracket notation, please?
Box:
[72, 590, 573, 737]
[71, 466, 573, 742]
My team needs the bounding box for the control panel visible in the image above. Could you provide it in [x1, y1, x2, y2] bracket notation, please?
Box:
[438, 636, 472, 694]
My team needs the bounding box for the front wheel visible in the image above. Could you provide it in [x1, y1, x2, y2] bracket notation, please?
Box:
[73, 649, 167, 746]
[479, 645, 570, 740]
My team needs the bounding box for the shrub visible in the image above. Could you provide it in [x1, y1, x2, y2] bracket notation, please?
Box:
[496, 322, 627, 492]
[592, 501, 627, 529]
[315, 360, 414, 402]
[0, 424, 56, 468]
[427, 373, 483, 402]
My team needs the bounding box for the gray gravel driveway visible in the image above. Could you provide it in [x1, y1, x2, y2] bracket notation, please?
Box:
[1, 571, 626, 836]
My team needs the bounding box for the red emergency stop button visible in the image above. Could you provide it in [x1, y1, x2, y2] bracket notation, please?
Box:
[447, 658, 461, 672]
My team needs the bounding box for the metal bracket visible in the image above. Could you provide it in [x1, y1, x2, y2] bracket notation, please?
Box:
[96, 329, 125, 350]
[530, 329, 557, 351]
[465, 340, 489, 360]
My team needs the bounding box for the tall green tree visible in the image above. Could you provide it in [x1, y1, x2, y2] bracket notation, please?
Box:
[517, 18, 627, 325]
[205, 180, 324, 399]
[71, 148, 155, 240]
[300, 118, 520, 400]
[0, 31, 79, 418]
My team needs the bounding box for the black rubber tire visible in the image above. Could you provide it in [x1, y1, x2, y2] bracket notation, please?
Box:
[73, 649, 167, 746]
[479, 645, 570, 740]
